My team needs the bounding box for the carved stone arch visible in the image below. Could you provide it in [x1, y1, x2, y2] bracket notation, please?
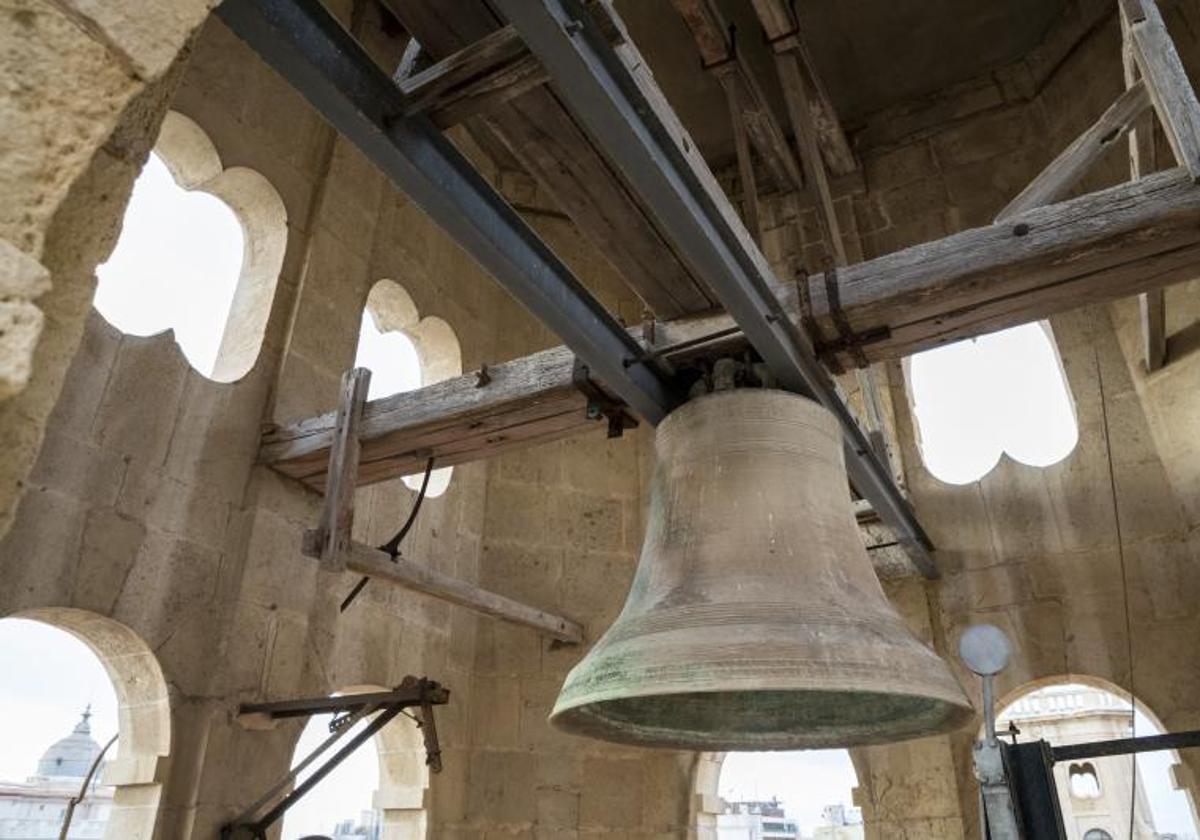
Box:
[11, 607, 171, 840]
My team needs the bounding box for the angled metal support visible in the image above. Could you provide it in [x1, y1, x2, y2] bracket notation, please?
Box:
[223, 678, 448, 840]
[493, 0, 937, 576]
[216, 0, 680, 426]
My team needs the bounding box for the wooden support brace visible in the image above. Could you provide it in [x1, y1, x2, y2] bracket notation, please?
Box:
[307, 539, 584, 644]
[1123, 1, 1171, 371]
[721, 72, 763, 243]
[309, 368, 371, 570]
[1123, 0, 1200, 180]
[996, 80, 1153, 221]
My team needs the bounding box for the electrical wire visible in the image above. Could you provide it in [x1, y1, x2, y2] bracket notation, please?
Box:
[1095, 347, 1139, 840]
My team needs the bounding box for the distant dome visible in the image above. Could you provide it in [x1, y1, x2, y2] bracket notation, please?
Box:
[36, 707, 102, 778]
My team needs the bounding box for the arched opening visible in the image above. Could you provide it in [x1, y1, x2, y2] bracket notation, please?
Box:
[996, 677, 1200, 840]
[0, 609, 171, 840]
[693, 751, 862, 839]
[94, 110, 287, 382]
[280, 686, 429, 840]
[355, 280, 463, 497]
[906, 322, 1078, 484]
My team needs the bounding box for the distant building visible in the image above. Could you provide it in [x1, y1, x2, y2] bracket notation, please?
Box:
[0, 709, 113, 840]
[998, 685, 1169, 840]
[329, 809, 379, 840]
[717, 799, 800, 840]
[813, 803, 864, 840]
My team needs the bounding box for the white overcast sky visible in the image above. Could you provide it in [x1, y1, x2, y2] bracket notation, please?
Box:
[1, 143, 1190, 839]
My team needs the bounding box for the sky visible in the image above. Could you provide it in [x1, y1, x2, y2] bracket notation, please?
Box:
[908, 322, 1079, 484]
[720, 750, 858, 833]
[94, 153, 244, 378]
[279, 713, 381, 838]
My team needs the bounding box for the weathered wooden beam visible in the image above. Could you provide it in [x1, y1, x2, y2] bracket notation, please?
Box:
[324, 539, 583, 643]
[670, 0, 802, 191]
[264, 169, 1200, 489]
[722, 76, 763, 242]
[400, 25, 547, 130]
[1124, 0, 1200, 180]
[773, 46, 846, 265]
[805, 167, 1200, 366]
[263, 345, 596, 490]
[311, 369, 370, 568]
[996, 81, 1152, 222]
[1123, 2, 1170, 371]
[381, 0, 717, 319]
[748, 0, 857, 175]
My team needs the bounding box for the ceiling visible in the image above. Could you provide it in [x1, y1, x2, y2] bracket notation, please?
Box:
[617, 0, 1069, 165]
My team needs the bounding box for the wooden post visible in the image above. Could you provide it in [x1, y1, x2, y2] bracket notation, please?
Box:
[721, 71, 763, 244]
[309, 367, 371, 570]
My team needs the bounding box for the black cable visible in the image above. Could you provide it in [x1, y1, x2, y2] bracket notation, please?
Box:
[339, 457, 435, 612]
[1096, 349, 1138, 840]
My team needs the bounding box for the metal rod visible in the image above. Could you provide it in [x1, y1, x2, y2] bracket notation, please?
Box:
[238, 685, 444, 719]
[252, 704, 406, 833]
[982, 675, 997, 748]
[492, 0, 937, 576]
[215, 0, 679, 425]
[58, 733, 116, 840]
[1052, 728, 1200, 762]
[232, 703, 378, 826]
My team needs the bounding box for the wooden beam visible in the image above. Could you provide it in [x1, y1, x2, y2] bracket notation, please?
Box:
[996, 81, 1152, 222]
[1123, 2, 1170, 371]
[400, 25, 548, 130]
[264, 169, 1200, 488]
[722, 75, 763, 242]
[773, 47, 847, 265]
[263, 345, 596, 490]
[311, 368, 370, 569]
[748, 0, 857, 175]
[382, 0, 717, 319]
[1125, 0, 1200, 180]
[670, 0, 802, 191]
[322, 539, 583, 643]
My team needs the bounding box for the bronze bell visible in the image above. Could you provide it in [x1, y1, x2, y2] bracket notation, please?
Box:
[550, 388, 972, 750]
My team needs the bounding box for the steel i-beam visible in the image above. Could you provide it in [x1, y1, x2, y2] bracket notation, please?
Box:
[215, 0, 680, 425]
[493, 0, 937, 575]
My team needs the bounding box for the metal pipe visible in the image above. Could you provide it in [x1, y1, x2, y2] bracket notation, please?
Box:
[491, 0, 937, 576]
[215, 0, 680, 426]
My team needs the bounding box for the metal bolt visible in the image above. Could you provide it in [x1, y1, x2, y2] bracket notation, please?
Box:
[564, 19, 584, 35]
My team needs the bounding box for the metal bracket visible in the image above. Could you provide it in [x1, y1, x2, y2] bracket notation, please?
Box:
[572, 358, 639, 438]
[222, 677, 448, 840]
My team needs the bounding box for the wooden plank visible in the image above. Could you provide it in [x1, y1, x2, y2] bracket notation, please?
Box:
[312, 368, 370, 569]
[381, 0, 716, 319]
[264, 169, 1200, 489]
[996, 81, 1152, 222]
[400, 25, 548, 130]
[327, 539, 583, 643]
[670, 0, 802, 191]
[1140, 289, 1168, 370]
[748, 0, 857, 175]
[1126, 0, 1200, 180]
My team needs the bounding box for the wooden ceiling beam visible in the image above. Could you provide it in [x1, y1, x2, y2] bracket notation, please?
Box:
[263, 167, 1200, 487]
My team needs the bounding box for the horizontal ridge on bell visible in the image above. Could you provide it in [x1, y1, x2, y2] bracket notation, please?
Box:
[549, 388, 973, 750]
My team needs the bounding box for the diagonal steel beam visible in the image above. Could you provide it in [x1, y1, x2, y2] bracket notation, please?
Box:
[493, 0, 937, 575]
[215, 0, 680, 425]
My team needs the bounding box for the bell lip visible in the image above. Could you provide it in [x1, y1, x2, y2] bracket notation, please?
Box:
[548, 684, 976, 750]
